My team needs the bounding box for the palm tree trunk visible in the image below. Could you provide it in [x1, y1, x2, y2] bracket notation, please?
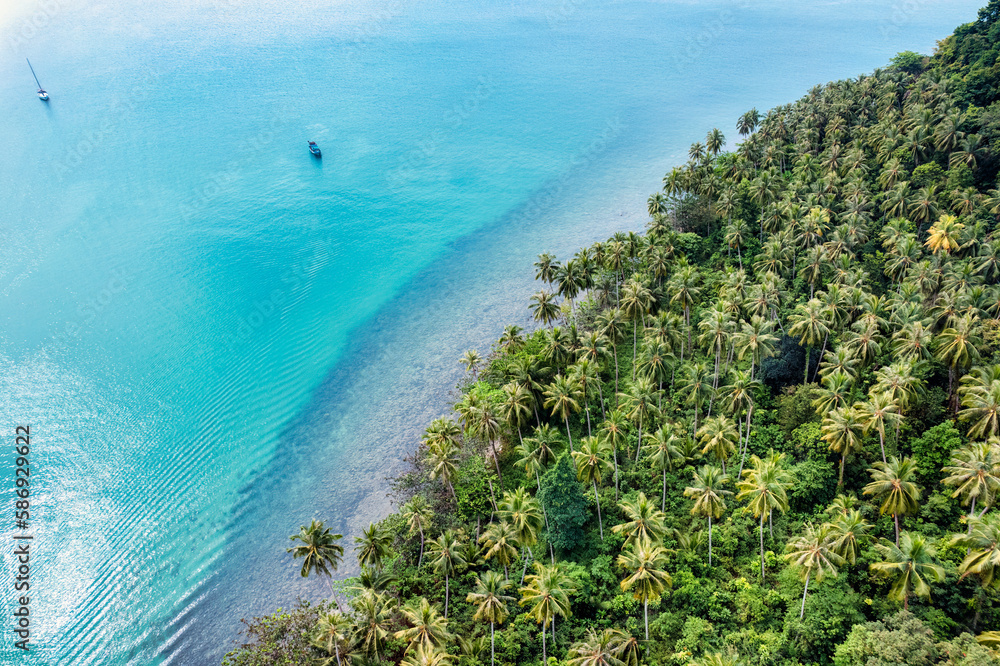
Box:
[585, 404, 592, 438]
[894, 514, 900, 547]
[565, 416, 574, 452]
[632, 324, 638, 381]
[613, 347, 620, 409]
[635, 419, 643, 463]
[878, 429, 886, 464]
[644, 598, 649, 640]
[769, 509, 773, 538]
[597, 381, 607, 420]
[487, 476, 498, 513]
[418, 527, 424, 568]
[593, 478, 604, 540]
[760, 516, 765, 580]
[490, 439, 504, 489]
[521, 546, 531, 584]
[804, 346, 810, 384]
[662, 469, 667, 512]
[969, 497, 977, 534]
[812, 333, 829, 383]
[445, 574, 450, 618]
[542, 618, 547, 664]
[800, 571, 811, 619]
[448, 479, 458, 502]
[490, 622, 495, 666]
[839, 454, 845, 487]
[708, 516, 714, 568]
[335, 637, 342, 666]
[613, 445, 620, 502]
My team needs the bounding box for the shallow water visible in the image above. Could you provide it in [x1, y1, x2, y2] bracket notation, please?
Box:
[0, 0, 981, 663]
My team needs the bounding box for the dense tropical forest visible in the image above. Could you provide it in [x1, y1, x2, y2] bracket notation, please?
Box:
[224, 4, 1000, 665]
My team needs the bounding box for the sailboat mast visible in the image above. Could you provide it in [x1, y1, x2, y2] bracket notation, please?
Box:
[26, 58, 42, 89]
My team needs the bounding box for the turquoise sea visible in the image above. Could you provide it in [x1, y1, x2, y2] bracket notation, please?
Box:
[0, 0, 982, 663]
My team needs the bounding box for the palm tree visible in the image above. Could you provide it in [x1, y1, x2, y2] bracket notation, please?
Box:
[621, 377, 661, 461]
[863, 456, 921, 546]
[460, 349, 483, 376]
[856, 392, 901, 463]
[402, 496, 433, 567]
[600, 409, 629, 500]
[925, 214, 965, 255]
[718, 370, 761, 475]
[952, 513, 1000, 589]
[935, 314, 981, 407]
[501, 381, 534, 447]
[356, 522, 392, 572]
[618, 536, 672, 640]
[597, 309, 628, 403]
[573, 436, 614, 539]
[530, 290, 561, 328]
[736, 316, 779, 380]
[959, 366, 1000, 439]
[401, 645, 452, 666]
[737, 454, 792, 580]
[696, 415, 738, 472]
[571, 359, 601, 436]
[499, 487, 545, 578]
[678, 361, 713, 436]
[784, 522, 844, 619]
[535, 253, 558, 284]
[467, 571, 515, 666]
[567, 628, 629, 666]
[669, 265, 702, 352]
[870, 532, 946, 609]
[646, 427, 684, 510]
[425, 438, 460, 501]
[520, 562, 574, 663]
[942, 441, 1000, 528]
[479, 520, 519, 578]
[825, 508, 872, 565]
[287, 520, 344, 596]
[788, 298, 832, 382]
[311, 610, 351, 666]
[684, 464, 731, 568]
[611, 492, 667, 547]
[352, 588, 396, 661]
[621, 280, 653, 380]
[395, 597, 453, 653]
[428, 529, 467, 618]
[821, 405, 865, 487]
[545, 374, 582, 451]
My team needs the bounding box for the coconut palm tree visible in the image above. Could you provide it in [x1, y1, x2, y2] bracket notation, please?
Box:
[530, 290, 561, 328]
[870, 532, 946, 609]
[571, 359, 601, 437]
[696, 415, 739, 472]
[925, 214, 965, 255]
[499, 487, 545, 579]
[287, 520, 344, 597]
[821, 405, 866, 487]
[959, 366, 1000, 439]
[573, 436, 614, 539]
[520, 562, 574, 663]
[788, 298, 832, 382]
[395, 597, 453, 653]
[856, 392, 901, 463]
[621, 279, 654, 380]
[736, 315, 779, 380]
[669, 264, 702, 352]
[402, 496, 433, 567]
[784, 522, 844, 619]
[501, 381, 534, 447]
[545, 374, 582, 452]
[612, 492, 667, 547]
[684, 464, 731, 568]
[935, 313, 981, 408]
[428, 529, 467, 618]
[618, 536, 672, 640]
[597, 308, 628, 403]
[863, 456, 921, 546]
[737, 454, 792, 580]
[678, 361, 713, 436]
[356, 523, 392, 572]
[601, 409, 629, 501]
[535, 253, 558, 284]
[311, 610, 351, 666]
[942, 441, 1000, 528]
[824, 508, 872, 565]
[425, 439, 460, 501]
[479, 520, 519, 578]
[952, 513, 1000, 589]
[621, 377, 661, 461]
[460, 349, 483, 376]
[352, 588, 396, 661]
[467, 571, 515, 666]
[646, 427, 684, 510]
[567, 628, 629, 666]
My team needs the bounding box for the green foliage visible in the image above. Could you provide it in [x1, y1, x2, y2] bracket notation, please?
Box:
[909, 422, 965, 486]
[222, 601, 329, 665]
[912, 163, 947, 188]
[833, 611, 940, 666]
[892, 50, 928, 74]
[455, 454, 494, 524]
[539, 454, 590, 554]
